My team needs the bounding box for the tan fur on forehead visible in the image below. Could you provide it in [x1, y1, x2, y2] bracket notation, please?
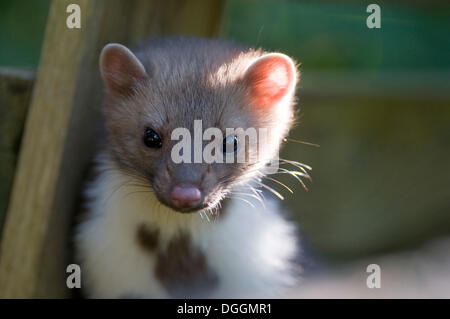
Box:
[135, 37, 263, 84]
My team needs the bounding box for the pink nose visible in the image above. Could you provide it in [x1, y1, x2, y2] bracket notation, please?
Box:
[170, 185, 201, 209]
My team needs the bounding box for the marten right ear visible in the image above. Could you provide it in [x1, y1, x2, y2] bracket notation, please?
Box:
[100, 43, 148, 95]
[244, 53, 297, 109]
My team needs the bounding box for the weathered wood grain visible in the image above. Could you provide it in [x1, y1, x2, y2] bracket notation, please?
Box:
[0, 68, 34, 234]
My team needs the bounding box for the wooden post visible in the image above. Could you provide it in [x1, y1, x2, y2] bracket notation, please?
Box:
[0, 0, 224, 298]
[0, 69, 34, 234]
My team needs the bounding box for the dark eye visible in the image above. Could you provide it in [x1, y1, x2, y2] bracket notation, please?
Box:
[223, 135, 238, 154]
[143, 128, 162, 149]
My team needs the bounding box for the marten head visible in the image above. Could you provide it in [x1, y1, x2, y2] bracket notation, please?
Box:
[99, 38, 299, 213]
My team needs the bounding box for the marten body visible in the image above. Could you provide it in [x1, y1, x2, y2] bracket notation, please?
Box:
[75, 37, 302, 298]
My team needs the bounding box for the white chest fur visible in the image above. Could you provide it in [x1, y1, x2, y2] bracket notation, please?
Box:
[75, 155, 300, 298]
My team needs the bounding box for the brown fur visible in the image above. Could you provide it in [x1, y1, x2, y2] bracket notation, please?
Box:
[136, 223, 159, 252]
[154, 231, 218, 297]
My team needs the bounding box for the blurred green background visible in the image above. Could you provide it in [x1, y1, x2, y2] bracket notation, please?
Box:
[221, 0, 450, 262]
[0, 0, 50, 67]
[0, 0, 449, 263]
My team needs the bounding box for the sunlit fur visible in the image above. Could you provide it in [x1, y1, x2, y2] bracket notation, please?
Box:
[76, 37, 307, 298]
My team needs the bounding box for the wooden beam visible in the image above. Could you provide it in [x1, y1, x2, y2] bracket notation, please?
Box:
[0, 0, 224, 298]
[0, 68, 34, 234]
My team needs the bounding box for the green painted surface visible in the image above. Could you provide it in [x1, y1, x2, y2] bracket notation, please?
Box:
[0, 0, 50, 67]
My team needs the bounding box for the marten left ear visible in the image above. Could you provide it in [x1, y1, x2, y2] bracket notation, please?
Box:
[99, 43, 148, 96]
[244, 53, 297, 108]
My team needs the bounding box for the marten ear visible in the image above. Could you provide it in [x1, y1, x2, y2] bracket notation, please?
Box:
[100, 43, 148, 95]
[244, 53, 297, 108]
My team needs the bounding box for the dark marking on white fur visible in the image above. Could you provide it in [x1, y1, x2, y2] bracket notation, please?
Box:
[154, 231, 218, 297]
[136, 223, 159, 252]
